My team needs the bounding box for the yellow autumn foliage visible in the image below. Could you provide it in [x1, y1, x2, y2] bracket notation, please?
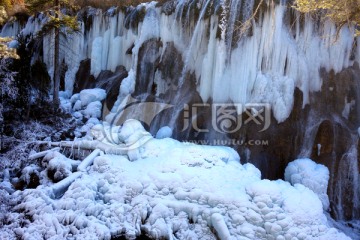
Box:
[294, 0, 360, 35]
[0, 37, 19, 59]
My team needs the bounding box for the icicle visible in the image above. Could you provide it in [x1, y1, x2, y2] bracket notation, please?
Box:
[179, 0, 212, 86]
[3, 2, 358, 122]
[225, 0, 241, 61]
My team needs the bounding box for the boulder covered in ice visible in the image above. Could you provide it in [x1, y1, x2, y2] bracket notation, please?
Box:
[79, 88, 106, 107]
[155, 126, 172, 139]
[83, 101, 103, 119]
[285, 158, 330, 210]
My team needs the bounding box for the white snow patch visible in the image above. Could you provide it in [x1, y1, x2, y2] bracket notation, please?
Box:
[285, 158, 330, 210]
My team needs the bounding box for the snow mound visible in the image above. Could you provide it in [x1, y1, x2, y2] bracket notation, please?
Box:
[155, 126, 173, 139]
[83, 101, 102, 119]
[3, 121, 349, 239]
[79, 88, 106, 107]
[58, 89, 108, 138]
[285, 158, 330, 210]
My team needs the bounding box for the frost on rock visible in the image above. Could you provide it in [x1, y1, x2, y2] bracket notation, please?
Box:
[20, 164, 41, 186]
[1, 120, 350, 240]
[285, 158, 330, 210]
[45, 152, 80, 182]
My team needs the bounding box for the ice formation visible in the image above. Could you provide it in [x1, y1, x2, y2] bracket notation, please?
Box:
[1, 1, 358, 123]
[0, 118, 350, 239]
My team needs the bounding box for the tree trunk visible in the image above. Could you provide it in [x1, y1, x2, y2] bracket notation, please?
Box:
[53, 0, 60, 107]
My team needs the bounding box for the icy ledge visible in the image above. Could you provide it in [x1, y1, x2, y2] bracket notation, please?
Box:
[2, 120, 350, 239]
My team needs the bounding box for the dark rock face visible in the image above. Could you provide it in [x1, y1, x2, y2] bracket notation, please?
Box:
[74, 60, 128, 112]
[158, 42, 184, 87]
[73, 59, 96, 93]
[77, 7, 98, 32]
[30, 60, 51, 96]
[160, 0, 177, 15]
[303, 64, 360, 221]
[135, 38, 162, 95]
[310, 120, 355, 220]
[124, 6, 146, 30]
[235, 87, 307, 180]
[149, 72, 204, 140]
[311, 120, 334, 160]
[96, 66, 128, 110]
[150, 42, 190, 138]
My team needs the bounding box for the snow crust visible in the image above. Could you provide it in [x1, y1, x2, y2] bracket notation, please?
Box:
[2, 120, 350, 240]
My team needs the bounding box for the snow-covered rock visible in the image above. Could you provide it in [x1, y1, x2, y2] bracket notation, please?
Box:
[156, 126, 173, 139]
[70, 93, 80, 104]
[79, 88, 106, 107]
[45, 152, 80, 182]
[118, 119, 149, 144]
[285, 158, 330, 210]
[83, 101, 102, 119]
[0, 180, 15, 194]
[73, 100, 82, 111]
[20, 164, 41, 186]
